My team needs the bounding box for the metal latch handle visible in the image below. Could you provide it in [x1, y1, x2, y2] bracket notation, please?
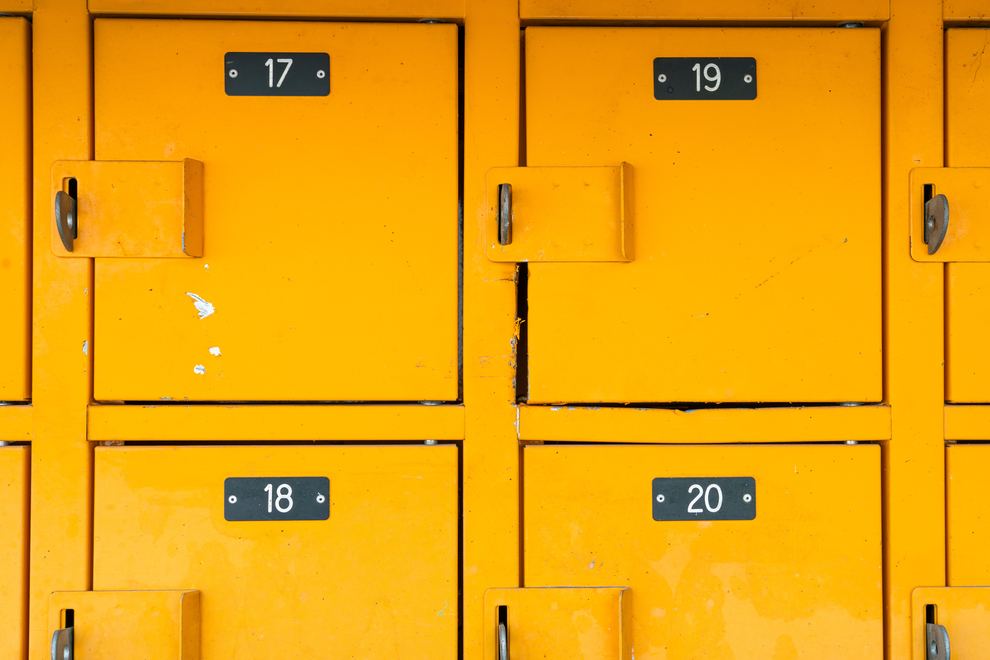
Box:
[51, 626, 73, 660]
[927, 622, 950, 660]
[54, 188, 78, 253]
[497, 183, 512, 246]
[924, 192, 949, 255]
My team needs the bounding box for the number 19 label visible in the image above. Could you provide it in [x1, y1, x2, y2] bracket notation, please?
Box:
[653, 57, 757, 100]
[225, 476, 330, 521]
[652, 477, 756, 521]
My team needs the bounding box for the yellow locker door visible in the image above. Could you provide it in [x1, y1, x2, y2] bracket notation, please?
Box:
[91, 445, 457, 658]
[0, 447, 28, 658]
[85, 19, 458, 402]
[524, 444, 882, 658]
[521, 27, 881, 404]
[946, 30, 990, 401]
[947, 444, 990, 585]
[0, 18, 30, 401]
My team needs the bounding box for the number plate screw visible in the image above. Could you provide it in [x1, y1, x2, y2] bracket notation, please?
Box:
[228, 69, 238, 78]
[656, 493, 665, 503]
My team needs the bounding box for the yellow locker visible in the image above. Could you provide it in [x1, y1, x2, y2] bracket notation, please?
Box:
[946, 30, 990, 402]
[90, 445, 458, 658]
[79, 19, 458, 401]
[947, 444, 990, 585]
[517, 27, 880, 404]
[0, 18, 30, 401]
[0, 447, 28, 659]
[523, 444, 882, 658]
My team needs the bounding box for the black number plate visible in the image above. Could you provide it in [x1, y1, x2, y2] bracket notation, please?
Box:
[224, 476, 330, 521]
[652, 477, 756, 521]
[653, 58, 757, 100]
[225, 52, 330, 97]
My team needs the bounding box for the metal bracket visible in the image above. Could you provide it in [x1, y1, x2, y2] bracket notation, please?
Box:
[927, 622, 950, 660]
[50, 626, 73, 660]
[924, 193, 949, 255]
[54, 190, 77, 253]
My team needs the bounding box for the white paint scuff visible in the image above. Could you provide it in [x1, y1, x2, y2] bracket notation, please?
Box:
[186, 292, 215, 319]
[193, 364, 206, 375]
[82, 340, 89, 356]
[208, 346, 222, 357]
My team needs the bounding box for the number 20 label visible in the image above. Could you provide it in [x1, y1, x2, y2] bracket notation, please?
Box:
[652, 477, 756, 521]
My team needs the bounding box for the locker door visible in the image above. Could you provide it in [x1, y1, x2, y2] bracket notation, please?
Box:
[0, 18, 30, 401]
[86, 19, 458, 401]
[93, 445, 458, 658]
[520, 27, 880, 404]
[524, 444, 882, 658]
[0, 447, 29, 658]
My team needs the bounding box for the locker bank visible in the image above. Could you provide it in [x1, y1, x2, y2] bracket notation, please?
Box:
[1, 0, 986, 658]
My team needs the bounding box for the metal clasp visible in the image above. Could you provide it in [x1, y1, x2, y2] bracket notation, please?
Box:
[924, 190, 949, 255]
[927, 622, 950, 660]
[51, 626, 73, 660]
[497, 183, 512, 246]
[54, 180, 78, 253]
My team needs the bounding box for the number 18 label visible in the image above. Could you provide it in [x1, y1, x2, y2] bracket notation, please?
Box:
[225, 476, 330, 521]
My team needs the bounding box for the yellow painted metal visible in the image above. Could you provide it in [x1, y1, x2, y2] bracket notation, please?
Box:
[51, 160, 204, 258]
[525, 27, 881, 404]
[89, 0, 465, 17]
[29, 1, 96, 657]
[462, 1, 522, 657]
[525, 444, 883, 658]
[520, 0, 889, 21]
[0, 447, 28, 660]
[485, 165, 632, 262]
[945, 405, 990, 440]
[93, 19, 458, 402]
[519, 404, 891, 443]
[946, 29, 990, 403]
[49, 590, 201, 660]
[947, 445, 990, 585]
[0, 17, 30, 401]
[945, 0, 990, 20]
[909, 168, 990, 261]
[93, 445, 458, 658]
[483, 587, 631, 659]
[884, 2, 946, 658]
[912, 588, 990, 660]
[18, 3, 959, 660]
[0, 405, 32, 441]
[88, 403, 464, 442]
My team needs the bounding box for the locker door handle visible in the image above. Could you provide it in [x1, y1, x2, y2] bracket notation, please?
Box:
[927, 622, 950, 660]
[923, 191, 949, 255]
[497, 604, 509, 660]
[497, 182, 512, 246]
[50, 626, 73, 660]
[54, 188, 78, 253]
